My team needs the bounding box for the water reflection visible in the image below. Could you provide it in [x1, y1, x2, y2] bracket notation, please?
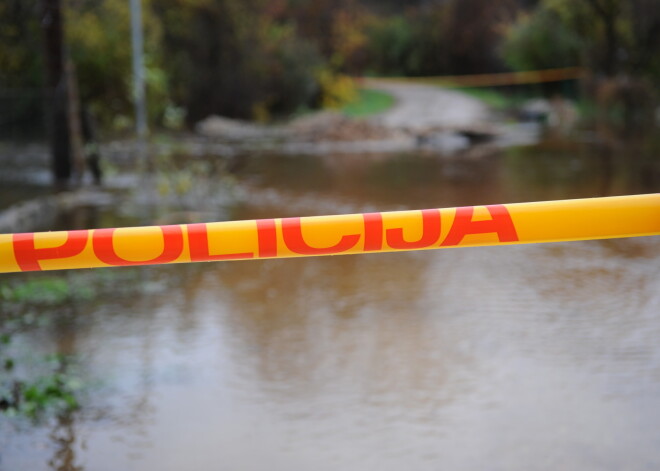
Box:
[212, 254, 472, 404]
[232, 140, 658, 217]
[48, 413, 82, 471]
[2, 137, 660, 470]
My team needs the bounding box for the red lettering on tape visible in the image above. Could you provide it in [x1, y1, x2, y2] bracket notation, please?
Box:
[363, 213, 384, 251]
[282, 218, 360, 255]
[188, 223, 253, 261]
[387, 209, 441, 249]
[13, 230, 89, 271]
[441, 205, 518, 246]
[93, 226, 185, 266]
[256, 219, 278, 258]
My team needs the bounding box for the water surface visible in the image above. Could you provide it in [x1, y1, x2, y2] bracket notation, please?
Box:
[1, 140, 659, 471]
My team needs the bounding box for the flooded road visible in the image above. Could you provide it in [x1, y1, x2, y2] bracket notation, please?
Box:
[1, 140, 660, 470]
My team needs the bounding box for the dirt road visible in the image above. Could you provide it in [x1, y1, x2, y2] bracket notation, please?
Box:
[363, 79, 492, 131]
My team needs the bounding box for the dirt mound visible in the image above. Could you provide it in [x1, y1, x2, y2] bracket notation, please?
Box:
[289, 111, 395, 141]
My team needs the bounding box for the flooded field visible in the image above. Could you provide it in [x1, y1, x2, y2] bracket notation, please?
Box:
[1, 140, 660, 470]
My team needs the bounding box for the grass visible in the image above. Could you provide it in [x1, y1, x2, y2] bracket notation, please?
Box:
[452, 86, 515, 110]
[0, 269, 155, 420]
[342, 88, 395, 118]
[1, 351, 82, 419]
[1, 278, 75, 305]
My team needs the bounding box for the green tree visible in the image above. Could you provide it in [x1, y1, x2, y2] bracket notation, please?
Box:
[0, 0, 43, 88]
[503, 0, 660, 84]
[363, 0, 518, 77]
[364, 16, 419, 75]
[0, 0, 46, 141]
[155, 0, 327, 122]
[66, 0, 168, 129]
[502, 0, 660, 124]
[501, 7, 582, 71]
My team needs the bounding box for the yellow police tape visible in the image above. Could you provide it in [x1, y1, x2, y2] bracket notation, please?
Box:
[0, 194, 658, 273]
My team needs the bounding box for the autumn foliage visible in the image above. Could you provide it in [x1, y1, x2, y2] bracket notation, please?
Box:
[1, 0, 659, 129]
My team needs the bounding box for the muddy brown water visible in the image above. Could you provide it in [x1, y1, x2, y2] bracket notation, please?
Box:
[1, 141, 660, 471]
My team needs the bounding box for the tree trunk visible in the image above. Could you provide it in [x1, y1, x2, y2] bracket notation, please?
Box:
[66, 58, 86, 182]
[41, 0, 72, 188]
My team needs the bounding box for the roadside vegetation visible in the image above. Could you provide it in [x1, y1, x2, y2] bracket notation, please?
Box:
[0, 276, 87, 418]
[342, 88, 395, 118]
[3, 0, 659, 133]
[0, 268, 177, 419]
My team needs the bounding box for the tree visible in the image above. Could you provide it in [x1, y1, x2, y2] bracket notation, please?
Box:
[154, 0, 326, 122]
[504, 0, 660, 84]
[503, 0, 660, 125]
[0, 1, 46, 141]
[502, 7, 582, 71]
[66, 0, 167, 129]
[41, 0, 72, 186]
[364, 0, 518, 76]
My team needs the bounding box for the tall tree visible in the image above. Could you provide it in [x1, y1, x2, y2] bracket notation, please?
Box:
[41, 0, 71, 186]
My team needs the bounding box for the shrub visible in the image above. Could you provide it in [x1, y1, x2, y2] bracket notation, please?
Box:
[316, 70, 357, 109]
[501, 9, 582, 71]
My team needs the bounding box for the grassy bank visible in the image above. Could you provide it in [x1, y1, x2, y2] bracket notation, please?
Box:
[342, 88, 395, 118]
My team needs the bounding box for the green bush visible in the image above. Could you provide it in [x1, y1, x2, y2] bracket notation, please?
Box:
[363, 0, 514, 77]
[0, 277, 96, 306]
[157, 0, 329, 123]
[1, 349, 81, 419]
[66, 0, 169, 130]
[501, 9, 582, 71]
[365, 16, 419, 76]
